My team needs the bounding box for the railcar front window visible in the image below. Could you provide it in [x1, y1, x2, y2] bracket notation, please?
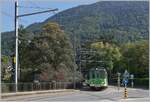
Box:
[98, 70, 107, 78]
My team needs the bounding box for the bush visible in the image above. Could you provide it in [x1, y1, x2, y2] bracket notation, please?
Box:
[133, 78, 149, 88]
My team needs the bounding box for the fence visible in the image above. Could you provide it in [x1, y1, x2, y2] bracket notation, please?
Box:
[1, 82, 74, 93]
[109, 77, 149, 89]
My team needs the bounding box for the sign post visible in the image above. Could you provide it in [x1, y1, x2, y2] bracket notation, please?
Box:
[123, 70, 129, 99]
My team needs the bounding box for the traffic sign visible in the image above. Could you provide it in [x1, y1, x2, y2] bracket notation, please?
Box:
[123, 70, 129, 79]
[123, 79, 128, 84]
[130, 74, 134, 79]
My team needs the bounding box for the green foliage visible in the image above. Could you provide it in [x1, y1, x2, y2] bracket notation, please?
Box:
[1, 55, 12, 82]
[133, 78, 149, 88]
[89, 42, 121, 71]
[1, 31, 15, 55]
[118, 40, 149, 77]
[85, 40, 148, 81]
[48, 1, 148, 45]
[19, 25, 32, 69]
[1, 55, 9, 64]
[19, 22, 79, 82]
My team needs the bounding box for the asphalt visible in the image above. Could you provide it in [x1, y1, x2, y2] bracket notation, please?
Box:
[1, 86, 149, 102]
[1, 89, 74, 98]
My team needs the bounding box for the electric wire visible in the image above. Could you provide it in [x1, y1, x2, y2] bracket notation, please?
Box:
[28, 0, 41, 8]
[1, 11, 29, 23]
[18, 5, 52, 10]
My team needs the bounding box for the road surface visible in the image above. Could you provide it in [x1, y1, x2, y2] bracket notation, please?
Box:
[2, 86, 149, 102]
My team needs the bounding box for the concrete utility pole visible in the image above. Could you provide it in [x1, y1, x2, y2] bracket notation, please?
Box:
[14, 0, 58, 92]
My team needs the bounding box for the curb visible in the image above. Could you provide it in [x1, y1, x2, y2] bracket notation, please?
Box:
[1, 89, 75, 98]
[119, 97, 150, 102]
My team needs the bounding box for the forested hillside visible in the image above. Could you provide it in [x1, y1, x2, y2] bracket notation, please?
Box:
[1, 1, 149, 55]
[30, 1, 149, 43]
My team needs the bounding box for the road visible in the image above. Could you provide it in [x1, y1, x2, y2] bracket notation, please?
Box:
[2, 86, 149, 102]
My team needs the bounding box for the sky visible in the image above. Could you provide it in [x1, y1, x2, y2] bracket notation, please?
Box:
[0, 0, 100, 32]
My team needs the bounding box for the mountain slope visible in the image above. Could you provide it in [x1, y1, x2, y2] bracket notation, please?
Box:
[28, 1, 149, 39]
[2, 1, 149, 55]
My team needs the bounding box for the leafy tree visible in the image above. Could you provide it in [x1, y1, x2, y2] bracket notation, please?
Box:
[18, 25, 33, 82]
[90, 42, 121, 70]
[89, 42, 121, 79]
[1, 55, 12, 82]
[20, 22, 79, 82]
[119, 40, 148, 77]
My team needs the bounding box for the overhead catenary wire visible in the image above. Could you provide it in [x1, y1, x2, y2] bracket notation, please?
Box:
[1, 11, 28, 24]
[28, 0, 39, 7]
[19, 0, 52, 10]
[18, 0, 53, 15]
[28, 0, 41, 9]
[1, 11, 12, 17]
[17, 8, 58, 17]
[18, 5, 52, 10]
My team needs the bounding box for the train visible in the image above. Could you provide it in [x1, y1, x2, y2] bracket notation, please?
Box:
[82, 68, 108, 90]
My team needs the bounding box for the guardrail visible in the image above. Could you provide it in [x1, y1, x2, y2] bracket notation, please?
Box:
[1, 82, 74, 93]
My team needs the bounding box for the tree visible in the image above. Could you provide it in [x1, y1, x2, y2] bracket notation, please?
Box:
[90, 42, 121, 79]
[120, 40, 148, 77]
[90, 42, 121, 69]
[18, 25, 33, 82]
[20, 22, 79, 82]
[1, 55, 12, 82]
